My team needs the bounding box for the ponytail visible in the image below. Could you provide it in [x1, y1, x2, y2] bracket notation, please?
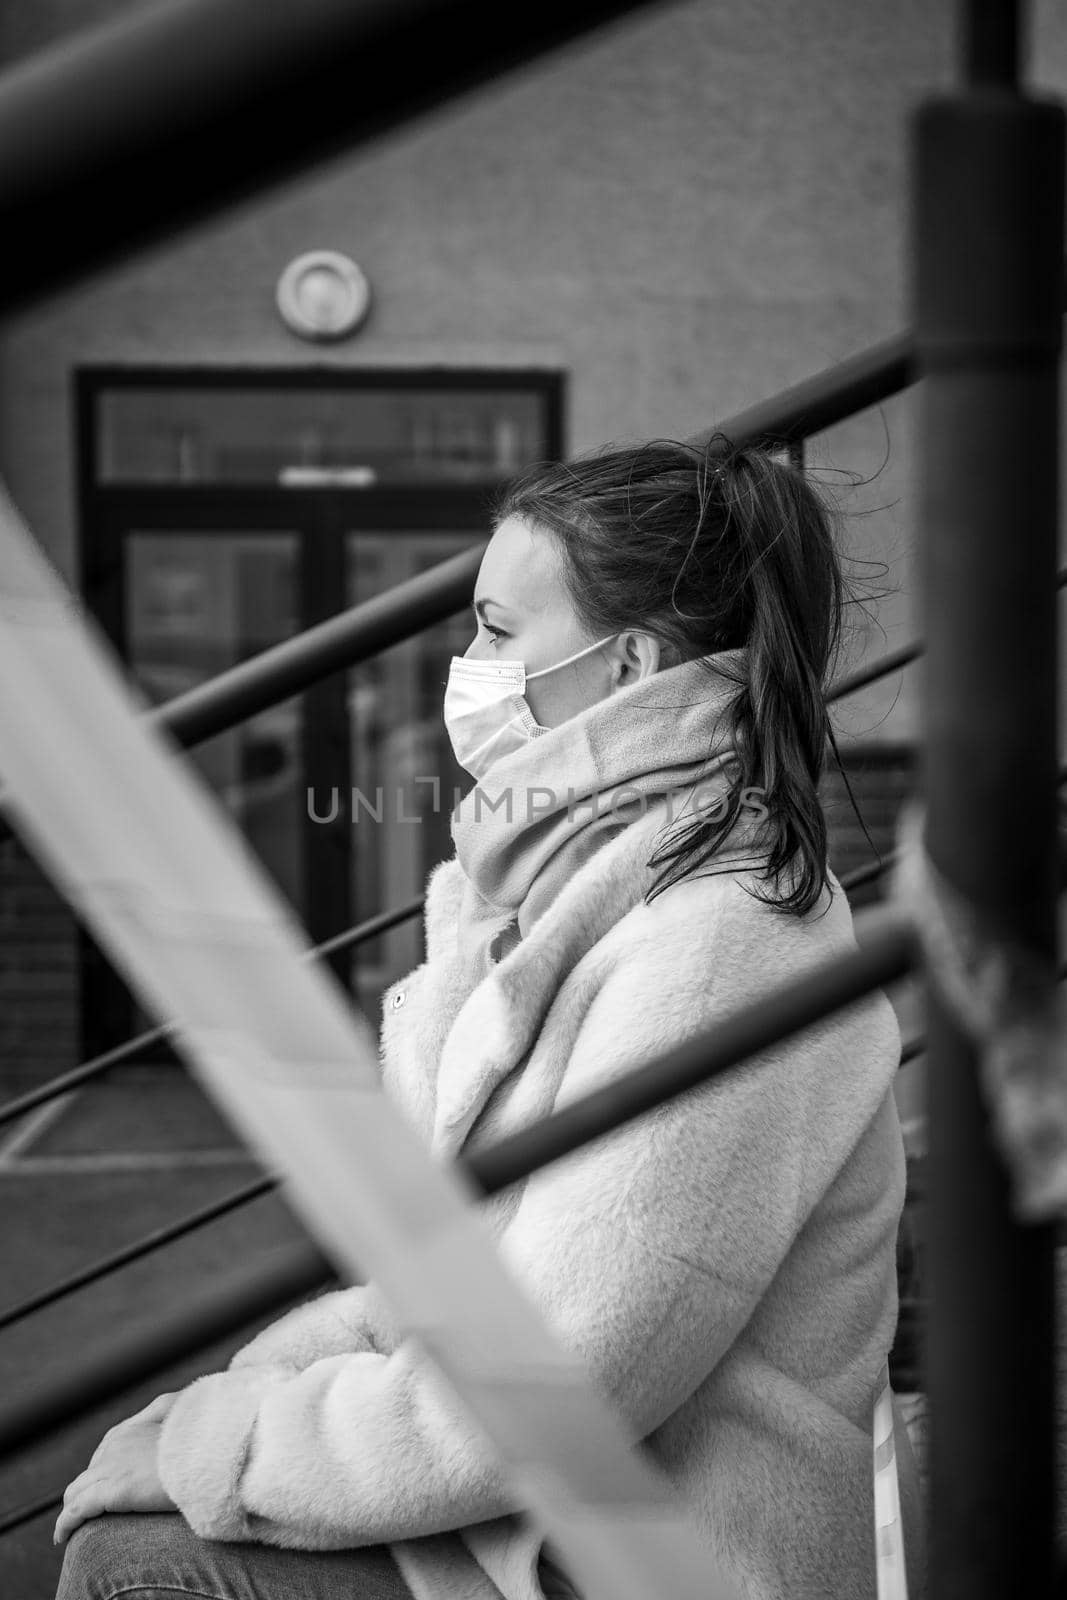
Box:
[644, 446, 842, 916]
[493, 434, 857, 918]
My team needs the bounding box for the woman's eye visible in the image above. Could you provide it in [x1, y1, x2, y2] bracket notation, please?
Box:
[483, 623, 506, 644]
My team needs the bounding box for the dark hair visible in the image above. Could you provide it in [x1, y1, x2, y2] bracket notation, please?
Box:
[491, 434, 858, 919]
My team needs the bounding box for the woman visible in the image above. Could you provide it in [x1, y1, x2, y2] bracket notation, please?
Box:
[55, 438, 925, 1600]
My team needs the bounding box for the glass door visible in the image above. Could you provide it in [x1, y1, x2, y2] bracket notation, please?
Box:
[80, 498, 485, 1056]
[345, 531, 475, 1018]
[78, 368, 562, 1058]
[126, 532, 305, 911]
[80, 500, 331, 1059]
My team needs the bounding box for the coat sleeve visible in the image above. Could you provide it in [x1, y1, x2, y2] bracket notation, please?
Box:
[157, 885, 875, 1547]
[226, 1281, 399, 1373]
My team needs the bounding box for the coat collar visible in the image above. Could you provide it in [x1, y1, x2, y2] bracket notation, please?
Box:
[429, 797, 769, 1162]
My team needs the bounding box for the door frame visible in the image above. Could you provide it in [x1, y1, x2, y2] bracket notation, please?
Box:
[75, 365, 564, 1062]
[77, 488, 493, 1060]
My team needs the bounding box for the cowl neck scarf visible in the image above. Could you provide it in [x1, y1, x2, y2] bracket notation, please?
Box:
[448, 647, 772, 974]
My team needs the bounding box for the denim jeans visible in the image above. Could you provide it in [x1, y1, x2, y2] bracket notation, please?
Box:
[55, 1512, 414, 1600]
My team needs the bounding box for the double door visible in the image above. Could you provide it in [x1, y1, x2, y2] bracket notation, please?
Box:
[81, 489, 480, 1057]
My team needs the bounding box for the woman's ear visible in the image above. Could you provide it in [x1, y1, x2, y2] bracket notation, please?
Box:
[612, 631, 661, 689]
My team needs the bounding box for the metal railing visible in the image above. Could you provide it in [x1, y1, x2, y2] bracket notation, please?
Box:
[0, 330, 1027, 848]
[0, 0, 669, 315]
[0, 898, 918, 1467]
[3, 556, 1064, 1132]
[0, 897, 426, 1128]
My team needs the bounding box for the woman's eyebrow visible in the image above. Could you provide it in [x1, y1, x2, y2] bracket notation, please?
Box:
[472, 597, 514, 620]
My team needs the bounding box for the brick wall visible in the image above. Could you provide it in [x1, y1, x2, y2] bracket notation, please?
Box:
[0, 839, 78, 1094]
[821, 740, 918, 909]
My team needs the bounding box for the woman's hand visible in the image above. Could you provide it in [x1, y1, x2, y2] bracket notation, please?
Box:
[53, 1401, 179, 1545]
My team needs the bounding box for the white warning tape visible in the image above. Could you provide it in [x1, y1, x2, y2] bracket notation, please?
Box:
[873, 1363, 908, 1600]
[0, 484, 737, 1600]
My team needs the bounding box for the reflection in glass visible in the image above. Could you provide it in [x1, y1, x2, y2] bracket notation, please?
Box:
[347, 533, 475, 1018]
[126, 533, 304, 913]
[99, 387, 546, 486]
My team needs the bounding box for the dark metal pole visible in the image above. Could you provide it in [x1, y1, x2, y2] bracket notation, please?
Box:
[154, 544, 485, 751]
[687, 332, 916, 452]
[0, 542, 485, 843]
[0, 1174, 277, 1334]
[0, 1243, 331, 1461]
[466, 908, 916, 1196]
[964, 0, 1022, 87]
[0, 0, 665, 315]
[0, 896, 427, 1128]
[912, 0, 1063, 1591]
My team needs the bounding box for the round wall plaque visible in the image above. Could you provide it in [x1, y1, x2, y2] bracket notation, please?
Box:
[276, 251, 372, 342]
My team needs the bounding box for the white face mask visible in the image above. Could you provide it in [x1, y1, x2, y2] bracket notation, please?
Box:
[444, 634, 617, 781]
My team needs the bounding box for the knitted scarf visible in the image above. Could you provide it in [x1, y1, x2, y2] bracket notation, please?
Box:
[448, 647, 772, 973]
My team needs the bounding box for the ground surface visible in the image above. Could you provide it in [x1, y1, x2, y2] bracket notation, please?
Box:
[0, 1064, 320, 1598]
[0, 1047, 1064, 1599]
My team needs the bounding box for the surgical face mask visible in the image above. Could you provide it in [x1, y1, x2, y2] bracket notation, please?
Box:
[444, 634, 617, 781]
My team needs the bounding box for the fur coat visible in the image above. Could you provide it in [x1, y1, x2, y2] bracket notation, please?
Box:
[156, 794, 925, 1600]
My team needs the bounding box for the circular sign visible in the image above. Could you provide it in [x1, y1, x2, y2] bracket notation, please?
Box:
[276, 251, 372, 342]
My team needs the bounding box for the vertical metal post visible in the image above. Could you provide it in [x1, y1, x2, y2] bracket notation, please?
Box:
[963, 0, 1022, 86]
[912, 2, 1063, 1596]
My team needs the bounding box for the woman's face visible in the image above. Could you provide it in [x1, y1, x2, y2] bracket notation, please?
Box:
[465, 515, 661, 730]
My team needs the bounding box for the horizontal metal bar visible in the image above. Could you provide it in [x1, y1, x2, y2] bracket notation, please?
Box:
[0, 831, 917, 1133]
[313, 895, 426, 962]
[838, 850, 898, 894]
[690, 333, 916, 451]
[0, 1242, 330, 1461]
[5, 497, 1054, 857]
[826, 562, 1067, 705]
[463, 905, 919, 1195]
[839, 815, 1067, 900]
[0, 1175, 276, 1333]
[0, 1024, 171, 1131]
[826, 642, 923, 706]
[0, 1488, 62, 1538]
[151, 544, 485, 751]
[4, 681, 1059, 1138]
[694, 264, 1067, 456]
[0, 902, 916, 1463]
[0, 543, 484, 844]
[0, 897, 426, 1130]
[0, 336, 974, 851]
[4, 361, 1064, 853]
[5, 727, 1056, 1136]
[0, 867, 950, 1338]
[899, 1032, 924, 1070]
[0, 0, 666, 315]
[0, 892, 937, 1336]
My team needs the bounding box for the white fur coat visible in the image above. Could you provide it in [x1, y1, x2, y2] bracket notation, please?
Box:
[157, 805, 926, 1600]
